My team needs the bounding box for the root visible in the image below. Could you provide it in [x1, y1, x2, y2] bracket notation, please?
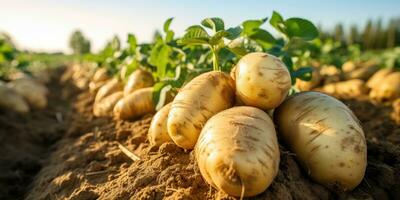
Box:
[117, 142, 140, 161]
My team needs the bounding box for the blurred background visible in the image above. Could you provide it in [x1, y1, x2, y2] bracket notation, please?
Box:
[1, 0, 399, 53]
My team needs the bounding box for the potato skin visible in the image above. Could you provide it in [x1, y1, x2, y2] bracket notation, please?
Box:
[113, 87, 155, 120]
[123, 69, 154, 96]
[322, 79, 368, 98]
[167, 71, 235, 149]
[369, 72, 400, 102]
[274, 91, 367, 191]
[0, 82, 30, 113]
[195, 106, 280, 197]
[94, 78, 123, 103]
[7, 78, 48, 109]
[234, 52, 291, 110]
[148, 103, 172, 146]
[366, 68, 394, 89]
[93, 91, 123, 117]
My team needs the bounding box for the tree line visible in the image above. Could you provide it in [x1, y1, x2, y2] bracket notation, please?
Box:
[320, 17, 400, 50]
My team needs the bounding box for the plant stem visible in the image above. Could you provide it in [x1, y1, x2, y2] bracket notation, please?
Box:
[211, 46, 220, 71]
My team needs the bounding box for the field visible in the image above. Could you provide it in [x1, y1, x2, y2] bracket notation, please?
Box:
[1, 12, 400, 200]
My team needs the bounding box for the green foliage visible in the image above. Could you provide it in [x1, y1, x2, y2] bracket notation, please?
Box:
[69, 30, 91, 55]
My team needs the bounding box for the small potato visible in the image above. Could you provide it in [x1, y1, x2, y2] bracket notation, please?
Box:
[274, 91, 367, 191]
[93, 91, 123, 117]
[295, 67, 322, 91]
[342, 61, 357, 72]
[195, 106, 280, 197]
[94, 78, 123, 103]
[234, 52, 291, 110]
[344, 65, 379, 81]
[369, 72, 400, 102]
[391, 98, 400, 125]
[89, 79, 109, 93]
[92, 68, 109, 83]
[148, 103, 173, 146]
[320, 65, 343, 84]
[0, 82, 30, 113]
[366, 68, 394, 89]
[114, 87, 155, 120]
[7, 78, 48, 109]
[167, 71, 235, 149]
[123, 69, 154, 96]
[322, 79, 368, 98]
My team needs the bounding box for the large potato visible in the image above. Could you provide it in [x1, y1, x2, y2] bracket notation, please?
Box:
[148, 103, 173, 146]
[274, 91, 367, 191]
[234, 52, 291, 110]
[114, 87, 155, 120]
[168, 71, 235, 149]
[123, 69, 154, 96]
[195, 106, 280, 197]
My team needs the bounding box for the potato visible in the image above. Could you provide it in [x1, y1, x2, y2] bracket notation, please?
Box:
[344, 65, 379, 81]
[7, 78, 48, 109]
[89, 79, 109, 93]
[234, 52, 291, 110]
[322, 79, 368, 98]
[342, 61, 357, 72]
[114, 87, 155, 120]
[366, 68, 394, 89]
[93, 91, 123, 117]
[320, 65, 343, 84]
[195, 106, 280, 197]
[369, 72, 400, 102]
[0, 82, 30, 113]
[295, 67, 322, 91]
[391, 98, 400, 125]
[274, 91, 367, 191]
[167, 71, 235, 149]
[123, 69, 154, 96]
[92, 68, 109, 83]
[94, 78, 123, 103]
[148, 103, 173, 146]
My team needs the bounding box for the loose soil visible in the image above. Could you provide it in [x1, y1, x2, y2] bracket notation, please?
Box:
[1, 68, 399, 200]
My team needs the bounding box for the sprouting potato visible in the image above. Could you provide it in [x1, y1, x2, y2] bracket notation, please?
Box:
[234, 52, 291, 110]
[195, 106, 280, 197]
[123, 69, 154, 96]
[274, 91, 367, 191]
[167, 71, 235, 149]
[148, 103, 173, 146]
[114, 87, 155, 120]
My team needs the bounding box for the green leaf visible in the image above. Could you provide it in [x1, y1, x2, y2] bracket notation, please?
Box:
[210, 30, 229, 45]
[165, 30, 175, 43]
[270, 11, 284, 31]
[282, 54, 294, 72]
[226, 46, 247, 57]
[201, 18, 225, 32]
[127, 34, 137, 53]
[248, 29, 276, 47]
[242, 17, 267, 35]
[178, 25, 210, 45]
[284, 18, 319, 41]
[291, 67, 313, 81]
[163, 18, 174, 32]
[225, 26, 242, 40]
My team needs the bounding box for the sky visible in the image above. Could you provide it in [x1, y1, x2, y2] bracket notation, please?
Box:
[0, 0, 399, 53]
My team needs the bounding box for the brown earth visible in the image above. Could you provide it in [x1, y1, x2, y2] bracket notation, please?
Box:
[1, 69, 399, 200]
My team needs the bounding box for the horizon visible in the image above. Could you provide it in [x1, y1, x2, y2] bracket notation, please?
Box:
[1, 0, 399, 53]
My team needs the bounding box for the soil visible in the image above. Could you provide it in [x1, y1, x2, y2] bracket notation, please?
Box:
[0, 68, 399, 200]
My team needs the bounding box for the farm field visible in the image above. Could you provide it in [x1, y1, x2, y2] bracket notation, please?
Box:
[0, 2, 399, 200]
